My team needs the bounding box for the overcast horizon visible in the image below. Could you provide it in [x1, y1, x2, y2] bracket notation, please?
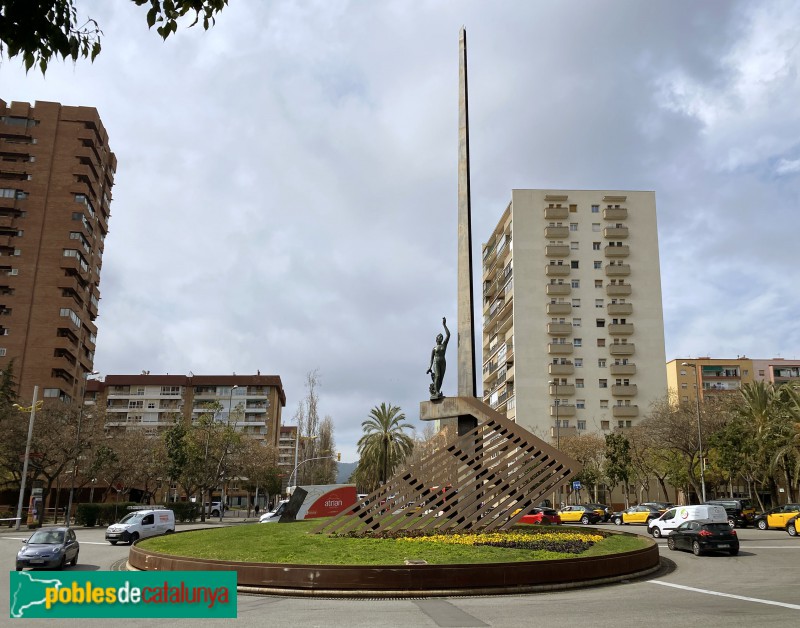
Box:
[3, 1, 800, 462]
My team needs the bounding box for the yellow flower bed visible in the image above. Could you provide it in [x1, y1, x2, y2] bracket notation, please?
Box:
[397, 531, 603, 546]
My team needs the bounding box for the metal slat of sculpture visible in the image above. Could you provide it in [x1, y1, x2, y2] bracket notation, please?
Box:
[314, 405, 582, 535]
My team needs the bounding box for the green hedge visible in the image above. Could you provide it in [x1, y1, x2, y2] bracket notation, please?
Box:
[170, 501, 200, 522]
[75, 502, 200, 526]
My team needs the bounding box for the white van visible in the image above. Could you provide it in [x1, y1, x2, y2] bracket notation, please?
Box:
[259, 500, 289, 523]
[648, 504, 727, 538]
[105, 508, 175, 545]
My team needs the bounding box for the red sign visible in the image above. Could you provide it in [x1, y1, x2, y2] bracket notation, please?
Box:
[305, 486, 357, 519]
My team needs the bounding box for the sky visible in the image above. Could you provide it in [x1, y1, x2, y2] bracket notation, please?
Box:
[3, 1, 800, 462]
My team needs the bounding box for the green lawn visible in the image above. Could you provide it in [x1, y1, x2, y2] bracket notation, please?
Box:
[139, 521, 649, 566]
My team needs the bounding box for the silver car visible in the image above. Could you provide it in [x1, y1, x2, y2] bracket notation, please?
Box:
[16, 526, 79, 570]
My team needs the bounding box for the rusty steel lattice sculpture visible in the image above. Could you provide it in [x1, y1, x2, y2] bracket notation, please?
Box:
[314, 402, 582, 535]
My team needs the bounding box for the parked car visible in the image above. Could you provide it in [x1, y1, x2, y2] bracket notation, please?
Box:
[518, 507, 561, 525]
[704, 499, 756, 528]
[786, 514, 799, 537]
[16, 526, 79, 570]
[648, 505, 727, 538]
[203, 502, 228, 517]
[585, 503, 613, 522]
[558, 505, 602, 524]
[753, 504, 800, 530]
[613, 504, 662, 525]
[666, 520, 739, 556]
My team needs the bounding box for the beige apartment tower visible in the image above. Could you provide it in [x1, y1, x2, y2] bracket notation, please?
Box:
[482, 190, 667, 443]
[0, 100, 115, 404]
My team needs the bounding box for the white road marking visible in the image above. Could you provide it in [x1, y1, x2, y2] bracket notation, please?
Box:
[650, 580, 800, 610]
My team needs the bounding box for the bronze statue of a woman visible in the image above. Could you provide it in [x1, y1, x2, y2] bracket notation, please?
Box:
[427, 317, 450, 400]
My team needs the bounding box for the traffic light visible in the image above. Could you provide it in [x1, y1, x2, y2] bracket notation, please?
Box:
[337, 452, 341, 462]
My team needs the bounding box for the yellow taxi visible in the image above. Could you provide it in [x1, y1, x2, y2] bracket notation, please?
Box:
[557, 505, 602, 524]
[754, 504, 800, 530]
[612, 504, 662, 525]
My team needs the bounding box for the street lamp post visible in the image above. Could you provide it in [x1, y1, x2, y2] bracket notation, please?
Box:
[13, 386, 40, 532]
[66, 371, 98, 527]
[289, 455, 336, 491]
[682, 362, 706, 503]
[290, 430, 317, 493]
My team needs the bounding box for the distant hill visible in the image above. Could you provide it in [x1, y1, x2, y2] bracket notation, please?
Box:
[337, 461, 358, 484]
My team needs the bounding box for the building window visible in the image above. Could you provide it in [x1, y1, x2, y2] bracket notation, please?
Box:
[595, 299, 604, 308]
[571, 260, 579, 269]
[594, 261, 602, 269]
[681, 383, 687, 389]
[570, 241, 579, 250]
[682, 396, 688, 403]
[574, 358, 583, 367]
[571, 279, 580, 288]
[596, 319, 605, 327]
[597, 339, 606, 347]
[43, 388, 61, 398]
[626, 420, 632, 428]
[600, 400, 609, 408]
[576, 400, 585, 409]
[595, 280, 603, 288]
[601, 420, 610, 429]
[576, 379, 584, 388]
[572, 318, 581, 327]
[591, 205, 599, 213]
[618, 421, 624, 428]
[679, 369, 686, 376]
[572, 298, 580, 307]
[592, 242, 601, 250]
[570, 223, 578, 231]
[128, 400, 144, 409]
[599, 379, 608, 388]
[574, 338, 582, 347]
[577, 420, 587, 430]
[592, 223, 601, 231]
[598, 359, 606, 367]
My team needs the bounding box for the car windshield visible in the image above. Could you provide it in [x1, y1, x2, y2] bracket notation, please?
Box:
[118, 513, 141, 524]
[704, 523, 732, 533]
[28, 530, 63, 544]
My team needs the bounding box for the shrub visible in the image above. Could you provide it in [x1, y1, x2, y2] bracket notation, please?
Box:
[75, 503, 100, 527]
[169, 501, 200, 522]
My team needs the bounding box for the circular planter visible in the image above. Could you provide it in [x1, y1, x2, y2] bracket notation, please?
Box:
[128, 533, 660, 597]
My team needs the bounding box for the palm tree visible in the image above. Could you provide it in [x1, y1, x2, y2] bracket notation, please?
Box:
[356, 403, 414, 489]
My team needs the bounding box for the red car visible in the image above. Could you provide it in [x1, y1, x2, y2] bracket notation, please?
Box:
[519, 507, 561, 525]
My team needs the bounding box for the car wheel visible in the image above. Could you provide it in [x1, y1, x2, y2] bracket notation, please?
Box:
[58, 556, 66, 570]
[727, 518, 736, 529]
[667, 536, 676, 551]
[166, 528, 175, 534]
[692, 541, 703, 556]
[757, 519, 767, 530]
[729, 547, 739, 556]
[651, 527, 662, 538]
[130, 532, 139, 545]
[614, 516, 622, 525]
[788, 523, 798, 537]
[16, 566, 22, 571]
[70, 552, 78, 566]
[109, 540, 117, 545]
[211, 510, 219, 517]
[581, 515, 590, 525]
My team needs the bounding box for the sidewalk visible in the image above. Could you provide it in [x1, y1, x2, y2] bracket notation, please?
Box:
[0, 515, 258, 534]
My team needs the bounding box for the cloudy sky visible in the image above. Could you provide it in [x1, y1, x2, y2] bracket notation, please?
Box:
[3, 1, 800, 461]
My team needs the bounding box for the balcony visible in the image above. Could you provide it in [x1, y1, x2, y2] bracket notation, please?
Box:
[549, 404, 576, 417]
[609, 343, 635, 356]
[545, 264, 570, 277]
[548, 343, 574, 355]
[607, 303, 633, 316]
[612, 384, 638, 396]
[544, 207, 569, 219]
[549, 384, 575, 396]
[608, 323, 634, 335]
[551, 425, 578, 439]
[603, 207, 628, 220]
[544, 226, 569, 238]
[547, 322, 573, 336]
[548, 362, 574, 376]
[612, 405, 639, 418]
[546, 284, 571, 296]
[609, 363, 637, 376]
[603, 226, 629, 239]
[545, 245, 570, 258]
[606, 284, 632, 297]
[605, 264, 630, 277]
[546, 302, 572, 315]
[604, 245, 630, 258]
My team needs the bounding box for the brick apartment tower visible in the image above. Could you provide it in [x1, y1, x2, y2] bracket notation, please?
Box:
[0, 100, 116, 404]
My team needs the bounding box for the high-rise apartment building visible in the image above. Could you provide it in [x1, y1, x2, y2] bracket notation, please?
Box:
[92, 374, 285, 448]
[667, 357, 800, 403]
[0, 99, 115, 404]
[481, 190, 667, 443]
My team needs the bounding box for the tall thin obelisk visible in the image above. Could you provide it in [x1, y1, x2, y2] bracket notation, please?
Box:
[457, 27, 477, 398]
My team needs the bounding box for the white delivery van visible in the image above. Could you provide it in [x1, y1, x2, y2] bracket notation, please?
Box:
[105, 508, 175, 545]
[648, 504, 727, 538]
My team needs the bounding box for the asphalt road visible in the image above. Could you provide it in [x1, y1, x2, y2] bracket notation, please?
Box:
[2, 521, 798, 627]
